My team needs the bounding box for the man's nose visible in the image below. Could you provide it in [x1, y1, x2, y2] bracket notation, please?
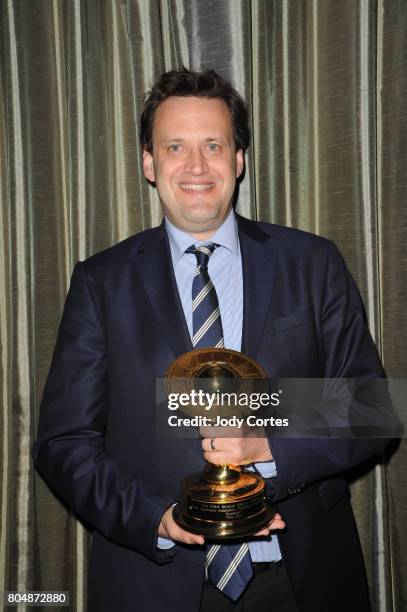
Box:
[184, 148, 209, 174]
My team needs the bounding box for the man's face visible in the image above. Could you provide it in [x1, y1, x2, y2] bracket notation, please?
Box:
[143, 96, 244, 240]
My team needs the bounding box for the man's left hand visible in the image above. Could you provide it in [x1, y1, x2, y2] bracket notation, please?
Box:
[200, 425, 273, 465]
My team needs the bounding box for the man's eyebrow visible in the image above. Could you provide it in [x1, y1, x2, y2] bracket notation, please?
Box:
[158, 136, 231, 143]
[159, 137, 184, 143]
[203, 136, 230, 143]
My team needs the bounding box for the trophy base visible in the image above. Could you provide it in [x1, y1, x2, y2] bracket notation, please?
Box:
[173, 465, 276, 540]
[173, 503, 276, 540]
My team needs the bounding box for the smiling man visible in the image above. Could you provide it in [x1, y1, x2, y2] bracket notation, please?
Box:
[34, 68, 390, 612]
[142, 96, 243, 240]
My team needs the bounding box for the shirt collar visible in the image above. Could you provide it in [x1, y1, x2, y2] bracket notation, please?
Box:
[165, 209, 239, 264]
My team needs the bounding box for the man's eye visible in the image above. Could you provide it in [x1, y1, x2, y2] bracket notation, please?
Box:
[207, 143, 220, 152]
[169, 144, 182, 152]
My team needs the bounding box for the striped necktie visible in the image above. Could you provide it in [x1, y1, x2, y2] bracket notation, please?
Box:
[186, 243, 254, 602]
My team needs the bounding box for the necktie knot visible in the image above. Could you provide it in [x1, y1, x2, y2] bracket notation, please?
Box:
[186, 243, 218, 270]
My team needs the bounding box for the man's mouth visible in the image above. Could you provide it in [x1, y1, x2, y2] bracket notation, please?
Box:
[178, 183, 215, 192]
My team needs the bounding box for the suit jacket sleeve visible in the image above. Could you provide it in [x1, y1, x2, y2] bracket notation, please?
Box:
[32, 262, 177, 564]
[268, 240, 396, 501]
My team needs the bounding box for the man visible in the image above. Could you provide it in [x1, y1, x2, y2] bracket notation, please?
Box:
[33, 68, 390, 612]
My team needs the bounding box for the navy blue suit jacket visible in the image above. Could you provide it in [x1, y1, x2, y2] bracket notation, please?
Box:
[33, 215, 389, 611]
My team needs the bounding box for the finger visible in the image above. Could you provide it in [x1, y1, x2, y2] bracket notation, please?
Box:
[254, 527, 271, 536]
[163, 508, 205, 545]
[203, 443, 244, 466]
[177, 530, 205, 545]
[253, 523, 285, 537]
[267, 512, 285, 529]
[253, 514, 285, 536]
[203, 450, 236, 465]
[168, 521, 205, 545]
[201, 437, 242, 455]
[269, 518, 285, 530]
[205, 435, 240, 451]
[201, 437, 221, 453]
[267, 514, 285, 530]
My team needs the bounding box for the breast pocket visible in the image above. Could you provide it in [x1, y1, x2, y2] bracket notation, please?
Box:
[272, 308, 312, 333]
[258, 307, 319, 376]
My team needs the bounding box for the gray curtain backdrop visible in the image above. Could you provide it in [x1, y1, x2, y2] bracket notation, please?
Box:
[1, 1, 406, 610]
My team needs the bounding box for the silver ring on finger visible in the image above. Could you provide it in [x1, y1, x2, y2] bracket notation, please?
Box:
[210, 438, 216, 451]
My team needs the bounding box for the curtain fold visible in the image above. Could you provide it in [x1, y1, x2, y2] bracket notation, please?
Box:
[378, 1, 407, 610]
[1, 1, 406, 609]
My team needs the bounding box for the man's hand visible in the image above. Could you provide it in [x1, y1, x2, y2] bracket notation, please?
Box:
[200, 425, 273, 465]
[255, 513, 285, 535]
[158, 506, 205, 545]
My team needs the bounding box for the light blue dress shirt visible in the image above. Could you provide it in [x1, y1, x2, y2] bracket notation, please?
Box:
[160, 210, 282, 562]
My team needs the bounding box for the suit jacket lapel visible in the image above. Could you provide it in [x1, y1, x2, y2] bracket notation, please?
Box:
[237, 214, 276, 359]
[130, 222, 193, 358]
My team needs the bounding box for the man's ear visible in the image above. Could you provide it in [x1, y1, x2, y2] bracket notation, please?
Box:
[236, 149, 244, 178]
[142, 149, 155, 182]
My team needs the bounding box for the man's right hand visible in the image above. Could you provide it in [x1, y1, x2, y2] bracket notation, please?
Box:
[158, 506, 205, 545]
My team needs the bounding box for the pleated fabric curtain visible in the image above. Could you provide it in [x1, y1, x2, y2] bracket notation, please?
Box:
[0, 1, 406, 610]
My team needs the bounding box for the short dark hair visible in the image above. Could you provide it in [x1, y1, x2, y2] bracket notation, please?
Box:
[140, 67, 250, 153]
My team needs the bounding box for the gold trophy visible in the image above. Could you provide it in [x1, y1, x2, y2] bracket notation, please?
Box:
[165, 348, 276, 539]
